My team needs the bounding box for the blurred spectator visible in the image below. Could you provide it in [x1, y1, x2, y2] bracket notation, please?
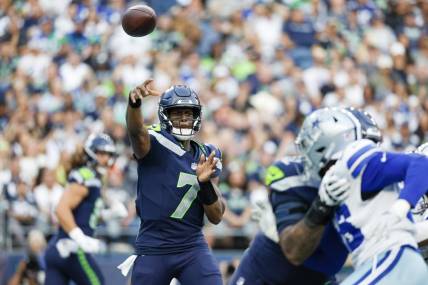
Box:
[212, 162, 255, 247]
[7, 229, 46, 285]
[5, 179, 38, 247]
[33, 168, 63, 233]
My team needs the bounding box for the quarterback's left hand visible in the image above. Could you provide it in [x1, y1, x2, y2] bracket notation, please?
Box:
[196, 151, 217, 182]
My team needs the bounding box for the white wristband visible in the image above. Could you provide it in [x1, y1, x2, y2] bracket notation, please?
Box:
[69, 227, 85, 242]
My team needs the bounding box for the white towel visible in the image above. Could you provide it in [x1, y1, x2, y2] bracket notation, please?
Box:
[117, 255, 138, 277]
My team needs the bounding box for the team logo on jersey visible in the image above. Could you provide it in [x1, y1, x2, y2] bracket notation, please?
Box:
[191, 162, 197, 170]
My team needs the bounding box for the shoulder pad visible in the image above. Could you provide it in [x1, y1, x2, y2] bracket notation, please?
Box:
[78, 167, 95, 180]
[68, 167, 95, 185]
[338, 139, 379, 178]
[265, 157, 315, 192]
[202, 143, 222, 159]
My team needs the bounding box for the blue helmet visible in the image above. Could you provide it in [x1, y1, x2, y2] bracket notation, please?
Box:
[343, 107, 382, 144]
[84, 133, 117, 168]
[158, 85, 202, 140]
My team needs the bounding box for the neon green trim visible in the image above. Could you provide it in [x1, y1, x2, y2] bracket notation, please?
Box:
[79, 167, 94, 181]
[77, 249, 101, 285]
[265, 165, 285, 186]
[196, 142, 207, 156]
[147, 124, 161, 132]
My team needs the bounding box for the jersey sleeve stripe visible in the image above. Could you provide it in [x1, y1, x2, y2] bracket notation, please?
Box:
[69, 170, 84, 184]
[346, 144, 374, 170]
[148, 130, 185, 156]
[84, 179, 102, 188]
[350, 148, 379, 178]
[270, 176, 318, 191]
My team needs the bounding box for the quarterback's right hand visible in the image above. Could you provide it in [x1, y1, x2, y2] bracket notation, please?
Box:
[129, 79, 161, 103]
[319, 168, 350, 206]
[69, 227, 106, 254]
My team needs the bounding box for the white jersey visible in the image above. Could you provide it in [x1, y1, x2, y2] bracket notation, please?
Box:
[329, 139, 417, 266]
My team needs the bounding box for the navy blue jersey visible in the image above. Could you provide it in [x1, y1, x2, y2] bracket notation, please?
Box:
[262, 157, 347, 277]
[134, 125, 222, 255]
[57, 166, 103, 239]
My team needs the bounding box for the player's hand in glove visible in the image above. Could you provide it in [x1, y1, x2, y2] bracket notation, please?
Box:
[251, 200, 279, 243]
[319, 168, 351, 206]
[69, 227, 106, 254]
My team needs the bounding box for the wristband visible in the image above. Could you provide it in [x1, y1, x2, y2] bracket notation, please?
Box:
[198, 179, 218, 205]
[303, 196, 334, 228]
[128, 96, 142, 108]
[69, 227, 85, 241]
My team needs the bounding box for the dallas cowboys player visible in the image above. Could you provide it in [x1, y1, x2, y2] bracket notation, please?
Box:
[229, 108, 381, 285]
[411, 142, 428, 261]
[122, 80, 225, 285]
[308, 121, 428, 283]
[45, 133, 122, 285]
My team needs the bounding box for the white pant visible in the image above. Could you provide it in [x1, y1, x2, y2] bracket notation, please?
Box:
[341, 245, 428, 285]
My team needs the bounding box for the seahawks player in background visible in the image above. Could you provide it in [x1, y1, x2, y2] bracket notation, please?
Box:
[120, 80, 225, 285]
[229, 108, 382, 285]
[45, 133, 125, 285]
[311, 120, 428, 283]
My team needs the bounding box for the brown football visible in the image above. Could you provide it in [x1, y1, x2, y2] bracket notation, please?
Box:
[121, 5, 156, 37]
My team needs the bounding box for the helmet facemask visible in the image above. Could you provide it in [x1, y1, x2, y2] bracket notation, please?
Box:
[165, 106, 201, 141]
[158, 85, 203, 141]
[295, 108, 359, 179]
[84, 133, 117, 175]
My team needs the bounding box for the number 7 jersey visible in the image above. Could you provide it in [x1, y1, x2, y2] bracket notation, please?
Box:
[134, 125, 222, 255]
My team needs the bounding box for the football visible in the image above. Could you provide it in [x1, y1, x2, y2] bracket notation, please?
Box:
[121, 4, 156, 37]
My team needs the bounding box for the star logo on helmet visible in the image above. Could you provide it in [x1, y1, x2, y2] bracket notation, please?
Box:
[312, 118, 321, 129]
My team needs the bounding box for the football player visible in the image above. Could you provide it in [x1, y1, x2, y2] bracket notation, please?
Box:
[411, 142, 428, 262]
[229, 108, 381, 285]
[311, 118, 428, 283]
[120, 80, 225, 285]
[45, 133, 121, 285]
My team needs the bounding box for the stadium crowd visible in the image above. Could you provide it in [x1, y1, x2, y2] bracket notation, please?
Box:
[1, 0, 428, 277]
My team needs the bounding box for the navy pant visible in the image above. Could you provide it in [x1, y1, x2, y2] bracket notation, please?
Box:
[44, 243, 104, 285]
[229, 249, 328, 285]
[131, 247, 222, 285]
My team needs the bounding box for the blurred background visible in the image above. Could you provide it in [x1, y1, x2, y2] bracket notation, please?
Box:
[1, 0, 428, 284]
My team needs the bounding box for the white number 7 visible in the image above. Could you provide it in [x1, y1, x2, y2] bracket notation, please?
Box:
[170, 172, 200, 219]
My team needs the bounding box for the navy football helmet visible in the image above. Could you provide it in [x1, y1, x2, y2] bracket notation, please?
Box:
[343, 107, 382, 144]
[158, 85, 202, 140]
[84, 133, 117, 171]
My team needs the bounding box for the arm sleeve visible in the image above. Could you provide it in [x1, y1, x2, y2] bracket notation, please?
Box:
[362, 152, 428, 207]
[270, 190, 310, 232]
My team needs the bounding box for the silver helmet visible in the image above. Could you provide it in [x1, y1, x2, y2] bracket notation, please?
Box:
[416, 143, 428, 156]
[295, 108, 361, 177]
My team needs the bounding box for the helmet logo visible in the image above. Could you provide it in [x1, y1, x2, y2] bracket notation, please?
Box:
[312, 118, 321, 129]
